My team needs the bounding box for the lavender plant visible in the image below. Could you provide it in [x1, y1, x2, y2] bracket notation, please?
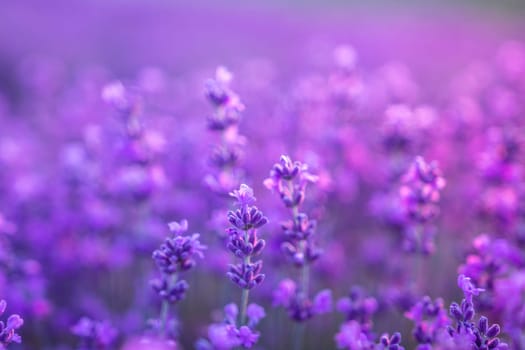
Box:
[399, 156, 446, 255]
[0, 7, 525, 348]
[265, 155, 332, 347]
[204, 67, 246, 196]
[196, 184, 267, 349]
[151, 220, 206, 340]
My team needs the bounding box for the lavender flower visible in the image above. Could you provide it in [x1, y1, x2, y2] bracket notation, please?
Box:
[399, 156, 446, 255]
[265, 156, 331, 324]
[377, 333, 404, 350]
[196, 303, 265, 350]
[204, 67, 246, 195]
[337, 287, 379, 334]
[71, 317, 117, 350]
[226, 184, 268, 292]
[151, 220, 206, 338]
[400, 156, 446, 223]
[0, 300, 23, 348]
[197, 184, 267, 349]
[335, 321, 371, 349]
[405, 296, 449, 348]
[445, 275, 508, 350]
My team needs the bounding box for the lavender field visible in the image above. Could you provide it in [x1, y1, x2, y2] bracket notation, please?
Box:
[1, 1, 525, 349]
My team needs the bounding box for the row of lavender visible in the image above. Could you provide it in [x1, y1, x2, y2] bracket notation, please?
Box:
[0, 40, 524, 349]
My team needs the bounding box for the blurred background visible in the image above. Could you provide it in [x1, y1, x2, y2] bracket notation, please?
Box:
[1, 0, 525, 79]
[1, 1, 525, 349]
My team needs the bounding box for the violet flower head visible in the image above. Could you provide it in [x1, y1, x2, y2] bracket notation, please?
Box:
[102, 80, 143, 132]
[153, 220, 206, 274]
[405, 296, 449, 347]
[337, 287, 378, 333]
[226, 184, 268, 290]
[265, 154, 331, 329]
[400, 156, 446, 223]
[204, 66, 246, 195]
[264, 155, 318, 208]
[377, 332, 405, 350]
[167, 219, 189, 235]
[457, 234, 523, 297]
[398, 156, 446, 255]
[71, 317, 117, 350]
[196, 303, 265, 350]
[272, 279, 332, 322]
[101, 81, 129, 111]
[493, 271, 525, 348]
[446, 274, 508, 350]
[197, 185, 266, 349]
[205, 66, 244, 130]
[335, 320, 373, 350]
[457, 274, 485, 303]
[0, 300, 24, 348]
[229, 184, 256, 208]
[150, 219, 206, 341]
[272, 278, 297, 307]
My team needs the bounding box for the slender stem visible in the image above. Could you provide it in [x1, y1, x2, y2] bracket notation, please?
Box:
[293, 323, 305, 350]
[240, 286, 250, 326]
[239, 229, 250, 326]
[301, 261, 310, 295]
[160, 300, 169, 338]
[288, 182, 310, 349]
[411, 224, 425, 293]
[292, 205, 310, 295]
[292, 206, 299, 218]
[160, 272, 178, 338]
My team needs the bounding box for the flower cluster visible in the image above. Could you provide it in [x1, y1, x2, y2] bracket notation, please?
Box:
[151, 220, 206, 337]
[71, 317, 117, 350]
[335, 320, 406, 350]
[266, 155, 332, 350]
[404, 274, 508, 350]
[398, 156, 446, 254]
[204, 67, 246, 195]
[337, 287, 379, 334]
[445, 275, 507, 350]
[0, 300, 23, 349]
[196, 303, 265, 350]
[197, 184, 267, 349]
[226, 184, 268, 290]
[405, 296, 449, 348]
[400, 156, 446, 223]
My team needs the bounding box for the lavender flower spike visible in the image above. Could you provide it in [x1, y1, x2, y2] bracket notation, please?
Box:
[197, 185, 267, 349]
[151, 220, 206, 339]
[226, 184, 268, 322]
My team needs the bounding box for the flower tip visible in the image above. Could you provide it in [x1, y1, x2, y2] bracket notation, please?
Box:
[168, 219, 189, 234]
[0, 299, 6, 314]
[216, 66, 233, 84]
[101, 81, 126, 104]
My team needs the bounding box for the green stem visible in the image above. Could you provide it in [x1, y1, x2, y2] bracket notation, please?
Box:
[411, 224, 425, 293]
[160, 300, 169, 338]
[239, 229, 250, 326]
[293, 323, 305, 350]
[301, 261, 310, 295]
[292, 204, 310, 295]
[160, 273, 178, 338]
[239, 286, 250, 326]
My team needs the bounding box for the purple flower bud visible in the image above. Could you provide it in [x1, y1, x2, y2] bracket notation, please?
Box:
[486, 324, 500, 338]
